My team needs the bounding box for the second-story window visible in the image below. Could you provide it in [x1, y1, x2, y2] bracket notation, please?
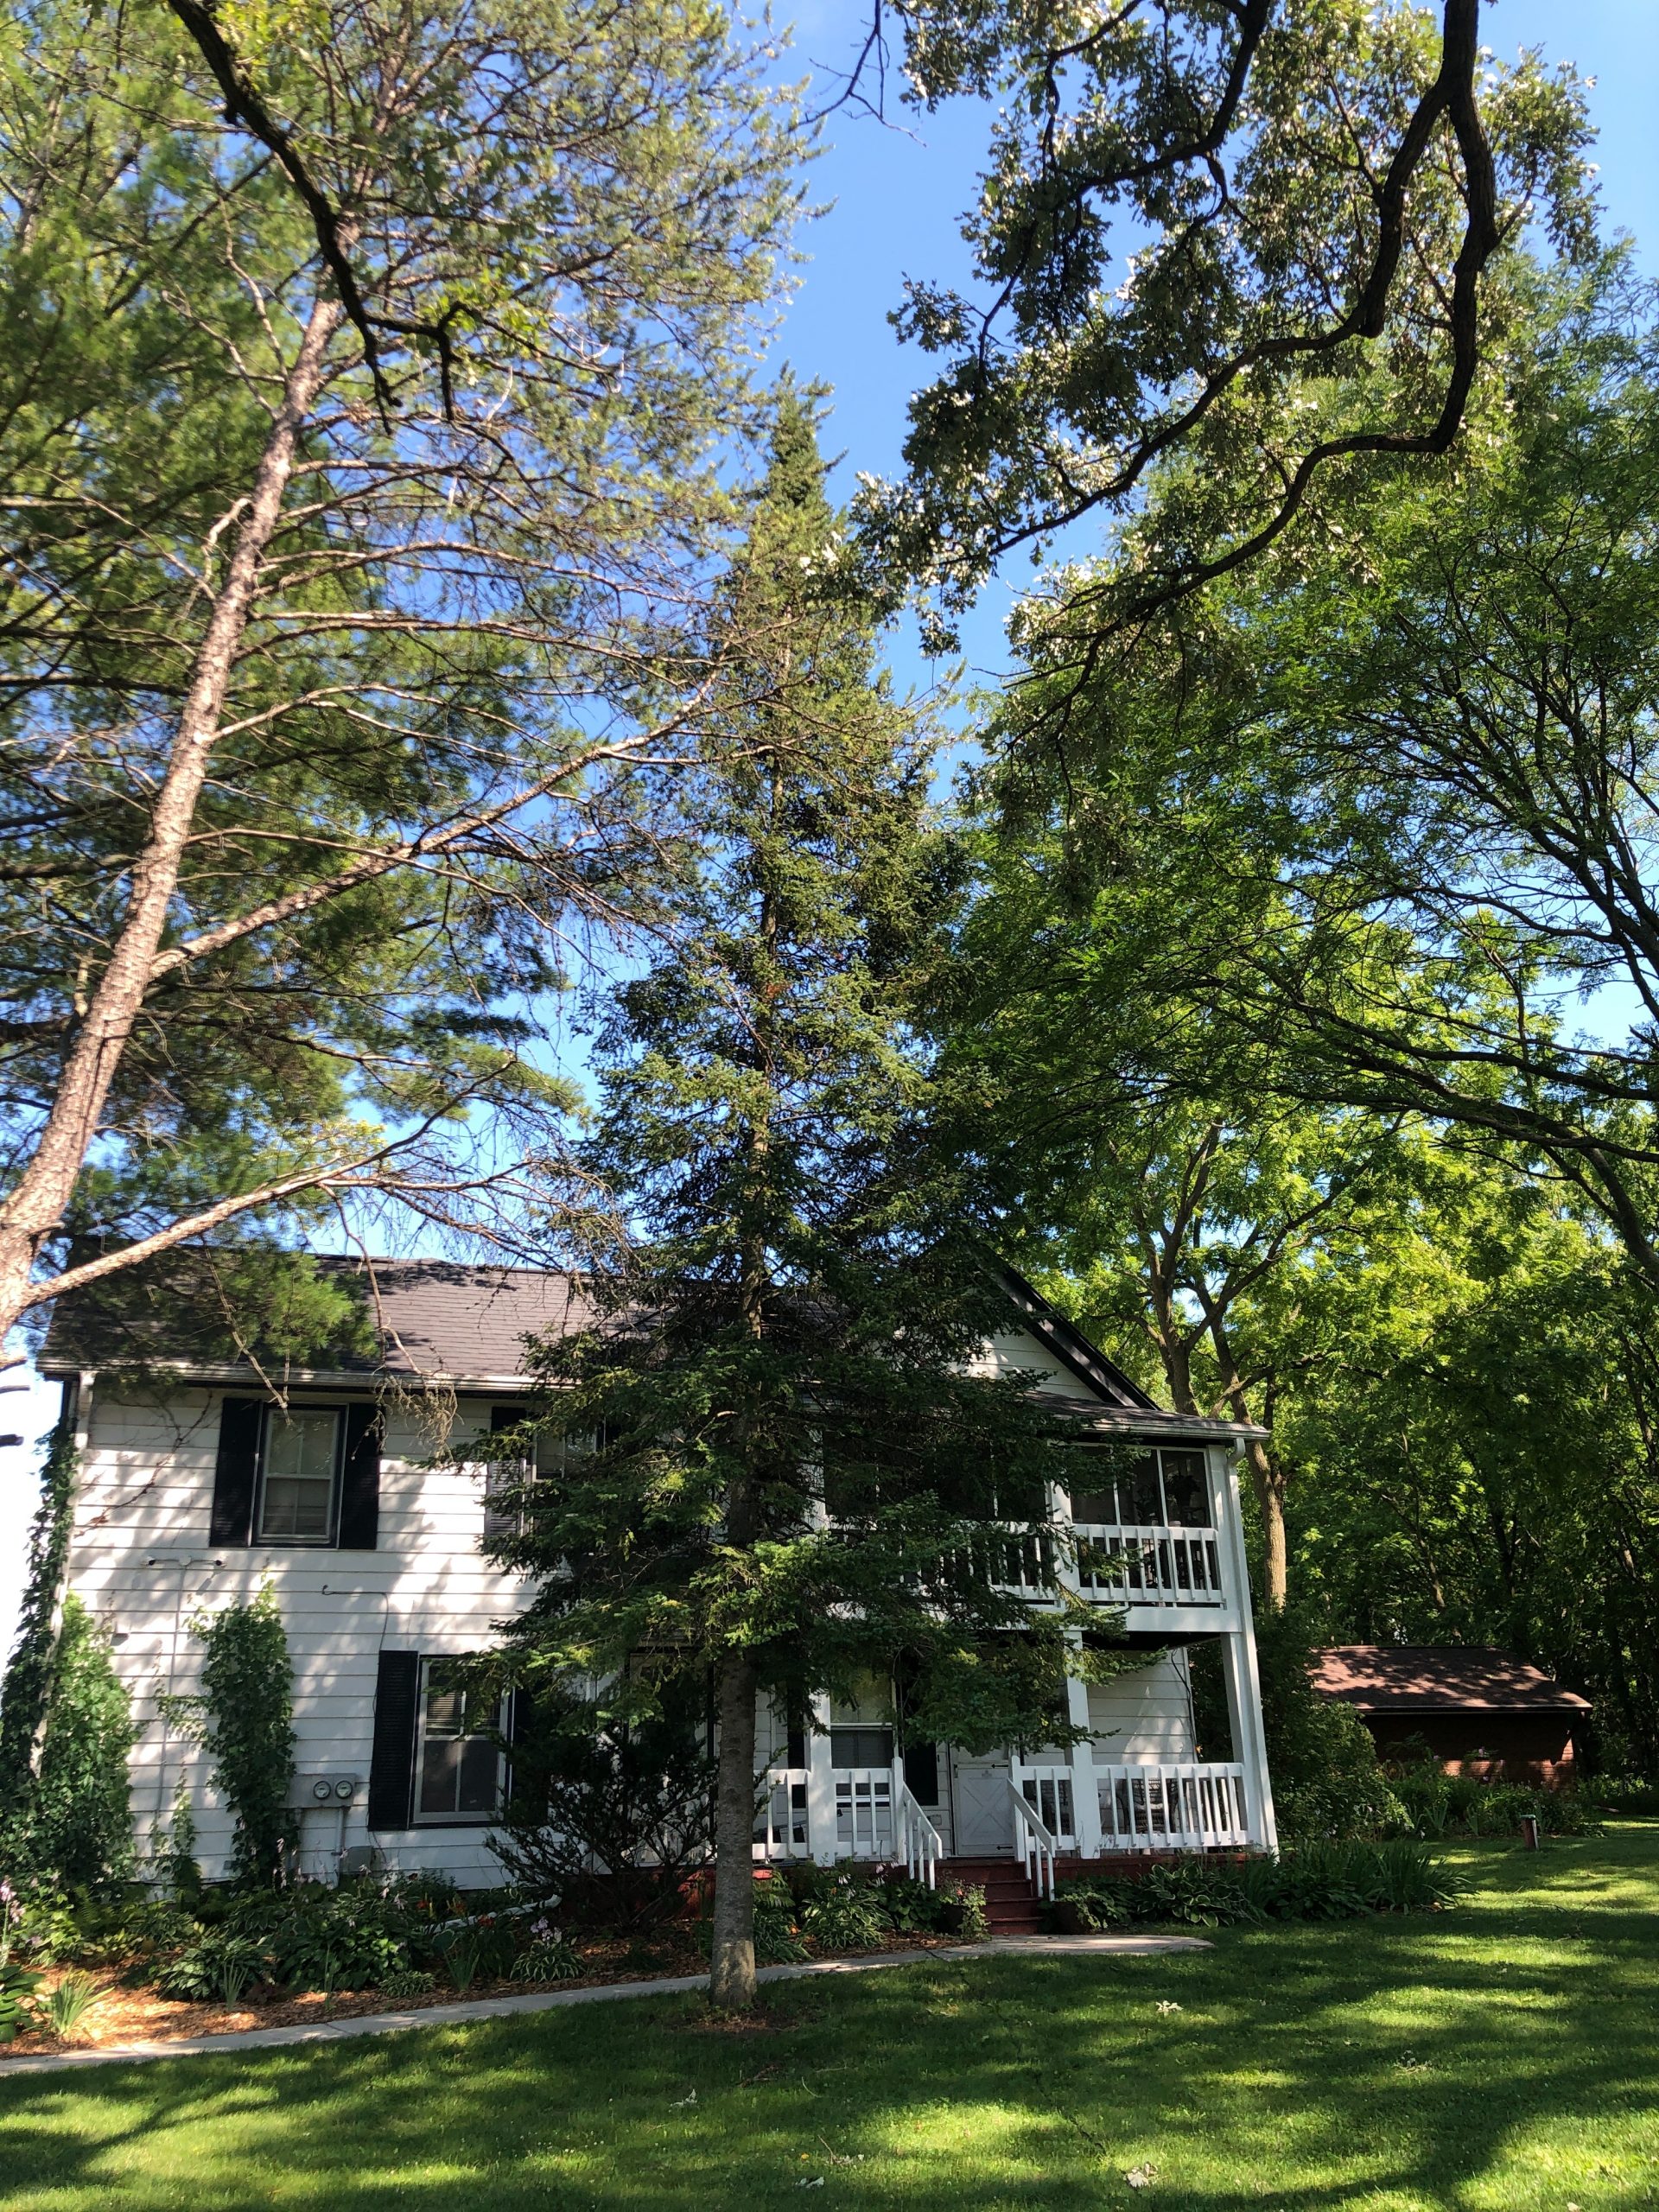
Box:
[257, 1407, 342, 1543]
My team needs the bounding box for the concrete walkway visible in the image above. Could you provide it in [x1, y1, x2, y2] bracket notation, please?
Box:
[0, 1934, 1208, 2079]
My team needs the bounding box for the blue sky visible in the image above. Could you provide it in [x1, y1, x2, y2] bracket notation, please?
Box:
[3, 1, 1655, 1649]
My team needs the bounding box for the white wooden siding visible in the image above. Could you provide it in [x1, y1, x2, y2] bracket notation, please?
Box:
[1086, 1649, 1197, 1762]
[66, 1386, 534, 1886]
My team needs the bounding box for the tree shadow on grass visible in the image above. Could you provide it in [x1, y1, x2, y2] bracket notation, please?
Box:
[0, 1835, 1655, 2211]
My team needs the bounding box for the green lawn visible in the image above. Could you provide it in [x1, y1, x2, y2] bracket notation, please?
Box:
[2, 1827, 1656, 2211]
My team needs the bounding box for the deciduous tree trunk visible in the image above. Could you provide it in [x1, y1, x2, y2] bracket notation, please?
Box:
[709, 1651, 760, 2010]
[1245, 1437, 1289, 1613]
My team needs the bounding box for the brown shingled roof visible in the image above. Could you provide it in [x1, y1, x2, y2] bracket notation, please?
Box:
[1312, 1645, 1591, 1714]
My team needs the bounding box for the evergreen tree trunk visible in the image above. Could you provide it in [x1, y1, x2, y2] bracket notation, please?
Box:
[709, 1651, 760, 2009]
[0, 296, 339, 1349]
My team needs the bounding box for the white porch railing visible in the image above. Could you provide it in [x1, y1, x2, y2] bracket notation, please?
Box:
[1072, 1523, 1225, 1608]
[1097, 1761, 1249, 1850]
[835, 1765, 896, 1857]
[755, 1766, 810, 1859]
[1009, 1777, 1062, 1900]
[894, 1778, 945, 1887]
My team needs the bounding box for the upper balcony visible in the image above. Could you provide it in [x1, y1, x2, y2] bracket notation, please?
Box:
[988, 1440, 1240, 1623]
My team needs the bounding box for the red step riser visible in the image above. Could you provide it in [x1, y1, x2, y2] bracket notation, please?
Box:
[941, 1855, 1042, 1931]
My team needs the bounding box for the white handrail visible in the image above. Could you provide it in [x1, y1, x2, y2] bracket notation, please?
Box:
[1008, 1777, 1060, 1901]
[893, 1774, 945, 1889]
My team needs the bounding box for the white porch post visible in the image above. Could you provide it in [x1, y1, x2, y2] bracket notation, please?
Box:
[1213, 1443, 1279, 1853]
[804, 1692, 837, 1866]
[1065, 1662, 1103, 1858]
[1053, 1479, 1103, 1859]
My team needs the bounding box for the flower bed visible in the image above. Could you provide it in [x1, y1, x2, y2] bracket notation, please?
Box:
[0, 1864, 985, 2056]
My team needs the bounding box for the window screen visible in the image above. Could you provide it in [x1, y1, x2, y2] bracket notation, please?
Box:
[1159, 1449, 1211, 1526]
[829, 1725, 894, 1770]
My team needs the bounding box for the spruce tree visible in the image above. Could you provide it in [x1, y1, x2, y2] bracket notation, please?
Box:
[487, 391, 1113, 2008]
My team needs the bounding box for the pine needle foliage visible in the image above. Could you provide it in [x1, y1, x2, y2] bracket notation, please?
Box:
[486, 391, 1121, 2005]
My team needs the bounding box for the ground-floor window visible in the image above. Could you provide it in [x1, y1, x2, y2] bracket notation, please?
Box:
[415, 1664, 507, 1823]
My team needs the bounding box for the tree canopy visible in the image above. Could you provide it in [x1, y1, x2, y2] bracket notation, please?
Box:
[0, 0, 798, 1359]
[846, 0, 1594, 645]
[478, 396, 1124, 2007]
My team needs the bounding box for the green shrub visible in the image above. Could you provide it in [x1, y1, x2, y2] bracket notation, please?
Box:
[156, 1930, 272, 2003]
[169, 1585, 296, 1886]
[1256, 1606, 1408, 1839]
[1587, 1777, 1659, 1816]
[512, 1917, 584, 1980]
[152, 1779, 202, 1901]
[800, 1874, 888, 1953]
[196, 1586, 296, 1885]
[937, 1879, 989, 1942]
[378, 1967, 438, 1998]
[751, 1877, 809, 1962]
[26, 1597, 136, 1892]
[0, 1961, 41, 2041]
[1056, 1840, 1458, 1929]
[41, 1968, 103, 2039]
[1388, 1758, 1601, 1840]
[874, 1873, 948, 1934]
[427, 1912, 515, 1991]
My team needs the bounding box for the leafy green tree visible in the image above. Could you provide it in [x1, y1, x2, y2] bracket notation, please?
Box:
[483, 395, 1115, 2009]
[847, 0, 1594, 641]
[1248, 1602, 1403, 1840]
[1278, 1165, 1659, 1773]
[955, 270, 1659, 1287]
[25, 1595, 137, 1892]
[489, 1681, 717, 1923]
[1027, 1097, 1418, 1609]
[0, 0, 798, 1363]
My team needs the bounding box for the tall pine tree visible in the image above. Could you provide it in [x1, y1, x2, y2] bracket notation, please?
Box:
[487, 391, 1115, 2007]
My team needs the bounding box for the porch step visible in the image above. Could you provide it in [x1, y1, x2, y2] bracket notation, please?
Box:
[942, 1856, 1044, 1934]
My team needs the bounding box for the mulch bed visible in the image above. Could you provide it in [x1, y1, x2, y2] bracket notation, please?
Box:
[2, 1930, 968, 2060]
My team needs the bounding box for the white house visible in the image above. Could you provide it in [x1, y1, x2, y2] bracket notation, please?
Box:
[41, 1260, 1276, 1905]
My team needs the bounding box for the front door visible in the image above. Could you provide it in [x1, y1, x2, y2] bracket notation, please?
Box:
[950, 1749, 1014, 1855]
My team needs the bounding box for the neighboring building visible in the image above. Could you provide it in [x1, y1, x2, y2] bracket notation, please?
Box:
[41, 1260, 1278, 1901]
[1311, 1645, 1592, 1786]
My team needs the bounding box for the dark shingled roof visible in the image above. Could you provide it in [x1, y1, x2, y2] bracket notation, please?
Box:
[39, 1252, 1257, 1438]
[342, 1262, 595, 1378]
[40, 1258, 595, 1385]
[1312, 1645, 1592, 1714]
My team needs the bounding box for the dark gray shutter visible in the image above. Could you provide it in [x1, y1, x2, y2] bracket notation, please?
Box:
[337, 1403, 381, 1549]
[505, 1681, 537, 1808]
[367, 1650, 421, 1828]
[209, 1397, 263, 1546]
[484, 1404, 523, 1541]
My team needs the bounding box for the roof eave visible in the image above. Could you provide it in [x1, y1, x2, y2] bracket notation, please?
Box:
[37, 1357, 542, 1392]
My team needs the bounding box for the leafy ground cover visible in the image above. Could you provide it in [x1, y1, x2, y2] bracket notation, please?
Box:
[0, 1827, 1655, 2210]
